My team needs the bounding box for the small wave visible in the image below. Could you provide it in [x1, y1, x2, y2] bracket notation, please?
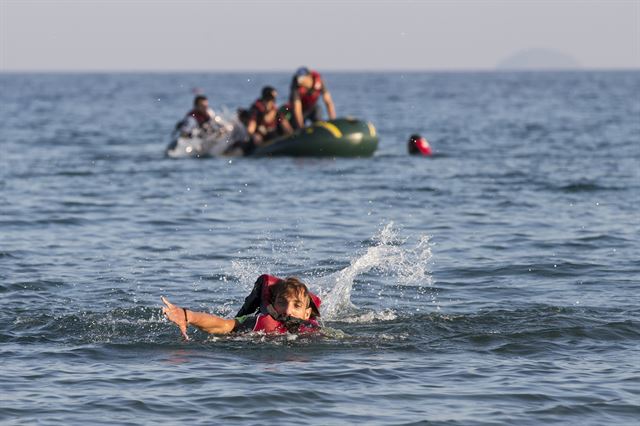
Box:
[428, 306, 640, 349]
[38, 217, 87, 225]
[190, 253, 234, 261]
[554, 181, 622, 193]
[0, 251, 18, 259]
[141, 219, 182, 226]
[1, 279, 66, 293]
[340, 309, 398, 323]
[452, 260, 603, 279]
[134, 244, 184, 253]
[58, 200, 117, 208]
[575, 234, 631, 244]
[0, 217, 86, 226]
[55, 170, 95, 177]
[9, 307, 167, 345]
[451, 169, 529, 180]
[404, 186, 441, 193]
[525, 400, 640, 419]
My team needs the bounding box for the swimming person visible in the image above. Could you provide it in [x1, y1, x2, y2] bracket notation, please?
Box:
[161, 275, 321, 339]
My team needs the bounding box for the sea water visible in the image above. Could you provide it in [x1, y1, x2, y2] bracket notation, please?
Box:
[1, 71, 639, 425]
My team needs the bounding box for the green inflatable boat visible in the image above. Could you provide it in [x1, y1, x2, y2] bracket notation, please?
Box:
[249, 118, 378, 157]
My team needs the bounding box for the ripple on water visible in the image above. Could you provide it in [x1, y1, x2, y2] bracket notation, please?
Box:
[1, 71, 639, 424]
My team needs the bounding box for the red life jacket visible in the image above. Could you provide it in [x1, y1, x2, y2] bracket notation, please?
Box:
[250, 99, 279, 133]
[253, 313, 320, 334]
[188, 109, 211, 126]
[297, 71, 324, 112]
[237, 274, 322, 334]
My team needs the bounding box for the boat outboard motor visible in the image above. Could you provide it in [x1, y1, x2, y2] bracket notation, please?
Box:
[407, 134, 433, 156]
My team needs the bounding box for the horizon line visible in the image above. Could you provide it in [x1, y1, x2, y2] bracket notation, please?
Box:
[1, 67, 639, 74]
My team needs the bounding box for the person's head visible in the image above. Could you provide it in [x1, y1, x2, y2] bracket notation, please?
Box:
[294, 66, 313, 88]
[193, 95, 209, 112]
[270, 277, 320, 320]
[261, 86, 277, 109]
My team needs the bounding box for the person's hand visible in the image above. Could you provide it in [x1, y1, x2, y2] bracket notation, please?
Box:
[161, 296, 189, 340]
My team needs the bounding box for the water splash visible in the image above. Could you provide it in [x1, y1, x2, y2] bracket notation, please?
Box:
[224, 223, 435, 323]
[230, 259, 263, 292]
[319, 222, 434, 320]
[228, 232, 309, 293]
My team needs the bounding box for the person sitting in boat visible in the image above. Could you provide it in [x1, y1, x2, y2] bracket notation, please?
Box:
[177, 95, 218, 137]
[286, 67, 336, 129]
[161, 275, 321, 338]
[246, 86, 293, 145]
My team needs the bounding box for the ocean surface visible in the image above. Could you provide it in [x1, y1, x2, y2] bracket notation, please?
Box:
[1, 71, 639, 425]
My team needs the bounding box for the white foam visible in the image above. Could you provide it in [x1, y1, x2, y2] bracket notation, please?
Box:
[319, 222, 435, 320]
[230, 259, 263, 292]
[340, 309, 398, 323]
[224, 222, 436, 323]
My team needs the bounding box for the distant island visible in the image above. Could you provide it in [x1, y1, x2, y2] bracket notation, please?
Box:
[497, 48, 581, 70]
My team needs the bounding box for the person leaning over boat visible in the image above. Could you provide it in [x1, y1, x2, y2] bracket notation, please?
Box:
[285, 67, 336, 129]
[246, 86, 293, 145]
[177, 95, 217, 137]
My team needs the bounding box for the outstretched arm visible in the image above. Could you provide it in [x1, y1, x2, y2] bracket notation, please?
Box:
[161, 296, 237, 339]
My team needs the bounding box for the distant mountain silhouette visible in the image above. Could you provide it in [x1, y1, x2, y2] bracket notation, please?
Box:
[497, 48, 581, 70]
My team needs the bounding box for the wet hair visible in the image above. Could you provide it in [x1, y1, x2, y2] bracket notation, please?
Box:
[270, 277, 318, 317]
[261, 86, 277, 101]
[194, 95, 208, 107]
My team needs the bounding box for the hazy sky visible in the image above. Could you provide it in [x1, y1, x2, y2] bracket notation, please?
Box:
[1, 0, 638, 71]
